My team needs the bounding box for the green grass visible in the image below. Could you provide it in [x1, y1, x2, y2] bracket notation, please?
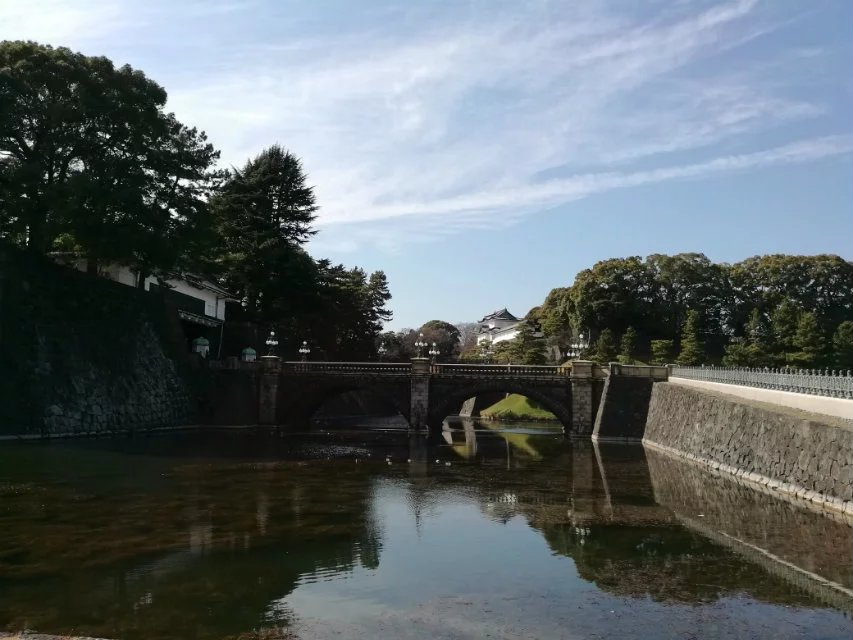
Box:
[480, 394, 557, 421]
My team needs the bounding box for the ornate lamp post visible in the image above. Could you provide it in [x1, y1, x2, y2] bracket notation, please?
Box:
[377, 342, 388, 361]
[428, 342, 440, 363]
[265, 329, 279, 357]
[298, 340, 311, 362]
[414, 333, 428, 358]
[566, 332, 589, 360]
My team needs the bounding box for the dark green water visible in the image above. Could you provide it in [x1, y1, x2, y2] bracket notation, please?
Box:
[1, 423, 852, 640]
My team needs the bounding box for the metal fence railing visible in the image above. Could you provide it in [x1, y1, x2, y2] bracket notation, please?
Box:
[670, 365, 853, 399]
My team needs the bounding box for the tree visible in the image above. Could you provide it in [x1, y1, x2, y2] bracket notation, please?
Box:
[770, 299, 801, 355]
[539, 286, 575, 361]
[455, 321, 480, 355]
[833, 321, 853, 370]
[419, 320, 461, 361]
[722, 339, 752, 366]
[677, 310, 704, 365]
[743, 308, 773, 366]
[0, 41, 220, 276]
[211, 145, 317, 319]
[730, 255, 853, 332]
[571, 257, 656, 339]
[618, 327, 638, 364]
[650, 339, 674, 364]
[591, 329, 618, 363]
[645, 253, 729, 353]
[788, 312, 826, 368]
[507, 320, 547, 364]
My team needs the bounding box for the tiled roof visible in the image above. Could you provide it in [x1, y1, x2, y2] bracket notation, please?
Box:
[479, 308, 519, 322]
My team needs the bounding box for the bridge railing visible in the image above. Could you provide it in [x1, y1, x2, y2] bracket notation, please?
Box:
[281, 361, 412, 376]
[430, 363, 572, 377]
[670, 365, 853, 399]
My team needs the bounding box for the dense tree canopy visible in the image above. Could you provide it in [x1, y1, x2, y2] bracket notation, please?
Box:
[1, 41, 393, 360]
[534, 253, 852, 367]
[0, 41, 221, 277]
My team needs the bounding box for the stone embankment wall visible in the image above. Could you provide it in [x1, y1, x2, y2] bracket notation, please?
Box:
[592, 376, 655, 440]
[0, 245, 196, 437]
[646, 449, 853, 612]
[643, 382, 853, 516]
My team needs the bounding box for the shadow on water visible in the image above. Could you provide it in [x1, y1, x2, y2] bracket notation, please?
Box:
[0, 422, 851, 639]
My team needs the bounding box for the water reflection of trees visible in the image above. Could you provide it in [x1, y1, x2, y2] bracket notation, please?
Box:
[434, 429, 853, 611]
[0, 444, 384, 640]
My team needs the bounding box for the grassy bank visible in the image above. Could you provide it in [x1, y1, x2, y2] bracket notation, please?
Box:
[480, 394, 558, 421]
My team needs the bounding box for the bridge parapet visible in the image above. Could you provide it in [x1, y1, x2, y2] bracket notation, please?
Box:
[431, 363, 572, 378]
[282, 361, 412, 376]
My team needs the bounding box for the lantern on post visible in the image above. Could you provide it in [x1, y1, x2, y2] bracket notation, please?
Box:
[265, 330, 279, 357]
[241, 347, 257, 362]
[192, 336, 210, 358]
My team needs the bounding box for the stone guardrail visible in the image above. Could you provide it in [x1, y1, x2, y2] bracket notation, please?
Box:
[607, 363, 669, 380]
[282, 361, 412, 375]
[671, 365, 853, 399]
[431, 363, 572, 377]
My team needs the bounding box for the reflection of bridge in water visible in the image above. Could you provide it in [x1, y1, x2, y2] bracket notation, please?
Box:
[431, 425, 853, 613]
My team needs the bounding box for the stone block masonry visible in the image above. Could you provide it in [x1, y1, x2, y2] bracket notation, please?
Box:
[0, 245, 197, 437]
[643, 382, 853, 517]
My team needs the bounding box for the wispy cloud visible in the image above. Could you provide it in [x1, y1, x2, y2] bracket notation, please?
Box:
[2, 0, 849, 251]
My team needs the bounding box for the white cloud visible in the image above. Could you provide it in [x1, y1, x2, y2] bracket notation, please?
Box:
[2, 0, 849, 250]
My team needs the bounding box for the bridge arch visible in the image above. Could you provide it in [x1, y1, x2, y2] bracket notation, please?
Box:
[428, 379, 574, 432]
[276, 377, 411, 428]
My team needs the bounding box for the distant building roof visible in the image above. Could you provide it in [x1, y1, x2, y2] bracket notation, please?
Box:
[478, 308, 519, 323]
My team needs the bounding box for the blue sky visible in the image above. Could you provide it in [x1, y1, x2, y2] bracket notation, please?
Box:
[3, 0, 851, 328]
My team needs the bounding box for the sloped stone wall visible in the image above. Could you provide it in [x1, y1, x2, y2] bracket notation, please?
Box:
[643, 382, 853, 516]
[0, 245, 196, 437]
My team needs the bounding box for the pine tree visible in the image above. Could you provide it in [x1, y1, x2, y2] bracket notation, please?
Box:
[722, 339, 752, 366]
[771, 299, 800, 355]
[618, 327, 638, 364]
[833, 321, 853, 369]
[789, 312, 826, 368]
[508, 320, 547, 364]
[677, 310, 704, 365]
[650, 339, 674, 364]
[591, 329, 618, 363]
[744, 308, 773, 366]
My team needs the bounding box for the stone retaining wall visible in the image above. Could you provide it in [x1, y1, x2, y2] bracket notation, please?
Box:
[643, 382, 853, 516]
[0, 245, 196, 437]
[592, 376, 655, 441]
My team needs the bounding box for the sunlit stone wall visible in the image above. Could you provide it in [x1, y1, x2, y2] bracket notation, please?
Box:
[643, 382, 853, 516]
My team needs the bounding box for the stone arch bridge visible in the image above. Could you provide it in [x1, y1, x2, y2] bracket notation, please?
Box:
[208, 358, 669, 436]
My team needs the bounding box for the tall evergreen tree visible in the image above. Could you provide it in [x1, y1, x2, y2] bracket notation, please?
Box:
[789, 312, 826, 368]
[833, 321, 853, 370]
[722, 339, 752, 366]
[650, 339, 674, 364]
[591, 329, 618, 363]
[744, 308, 773, 366]
[618, 327, 638, 364]
[677, 310, 704, 365]
[771, 299, 801, 355]
[211, 145, 317, 319]
[508, 320, 547, 365]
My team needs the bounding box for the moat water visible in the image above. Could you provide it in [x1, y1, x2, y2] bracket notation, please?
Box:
[1, 420, 852, 640]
